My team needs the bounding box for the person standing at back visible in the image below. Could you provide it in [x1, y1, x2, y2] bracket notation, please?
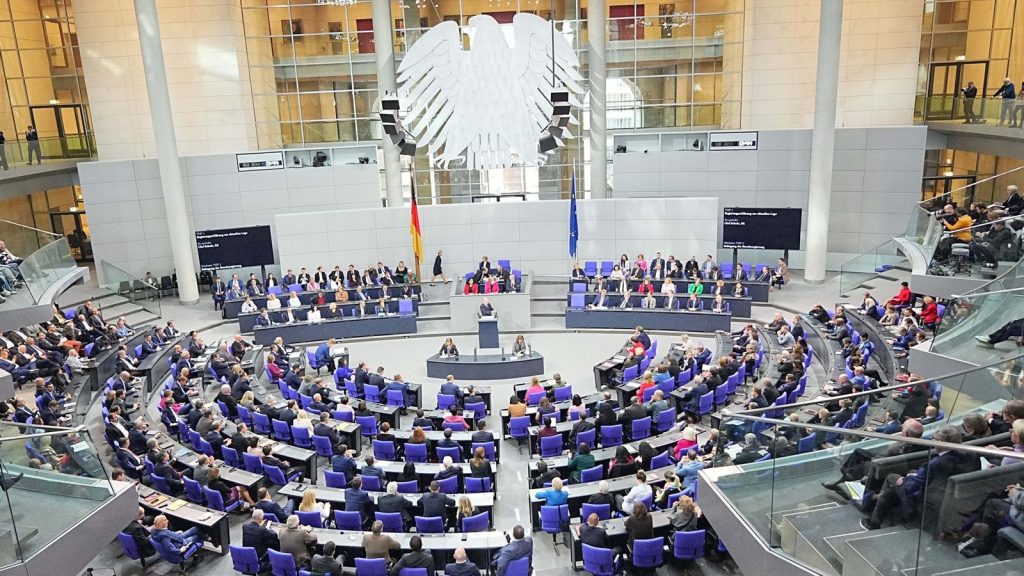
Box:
[25, 125, 40, 165]
[0, 130, 8, 170]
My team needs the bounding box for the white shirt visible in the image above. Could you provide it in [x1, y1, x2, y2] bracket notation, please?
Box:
[267, 298, 281, 311]
[307, 310, 322, 323]
[288, 297, 302, 308]
[240, 301, 258, 314]
[621, 483, 653, 513]
[661, 283, 676, 295]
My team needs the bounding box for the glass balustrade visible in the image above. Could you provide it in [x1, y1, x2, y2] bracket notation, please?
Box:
[0, 423, 116, 569]
[707, 361, 1024, 576]
[0, 218, 77, 305]
[97, 260, 161, 320]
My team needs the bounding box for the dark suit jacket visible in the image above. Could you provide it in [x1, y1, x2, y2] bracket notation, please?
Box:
[378, 493, 415, 526]
[344, 487, 374, 520]
[241, 520, 280, 558]
[445, 560, 481, 576]
[393, 550, 434, 575]
[579, 524, 609, 548]
[128, 429, 149, 454]
[419, 492, 455, 518]
[314, 422, 342, 445]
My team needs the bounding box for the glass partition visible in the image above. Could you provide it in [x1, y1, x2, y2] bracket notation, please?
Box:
[97, 260, 161, 319]
[0, 422, 116, 568]
[0, 218, 77, 304]
[838, 240, 907, 297]
[708, 412, 1024, 576]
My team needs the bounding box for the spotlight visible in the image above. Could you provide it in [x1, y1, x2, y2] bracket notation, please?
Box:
[396, 134, 417, 156]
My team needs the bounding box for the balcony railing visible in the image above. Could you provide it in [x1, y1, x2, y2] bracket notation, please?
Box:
[0, 422, 117, 569]
[0, 219, 77, 304]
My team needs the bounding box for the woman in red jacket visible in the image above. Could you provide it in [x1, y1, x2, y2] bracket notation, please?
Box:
[920, 296, 939, 328]
[637, 278, 655, 295]
[887, 281, 912, 308]
[463, 278, 479, 295]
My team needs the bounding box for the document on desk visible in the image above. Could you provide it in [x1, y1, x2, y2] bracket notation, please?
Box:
[724, 444, 742, 459]
[167, 499, 188, 511]
[844, 481, 865, 502]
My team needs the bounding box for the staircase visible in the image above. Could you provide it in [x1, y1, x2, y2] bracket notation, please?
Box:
[776, 503, 1011, 576]
[56, 289, 161, 327]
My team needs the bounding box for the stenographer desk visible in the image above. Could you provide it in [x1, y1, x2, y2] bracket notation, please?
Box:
[252, 314, 417, 345]
[238, 299, 420, 332]
[426, 352, 545, 380]
[137, 484, 231, 553]
[565, 308, 731, 332]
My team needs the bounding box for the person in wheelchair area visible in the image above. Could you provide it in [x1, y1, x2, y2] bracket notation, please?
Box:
[933, 204, 974, 261]
[970, 218, 1019, 269]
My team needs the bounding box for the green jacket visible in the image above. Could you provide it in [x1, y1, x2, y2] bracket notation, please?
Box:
[567, 452, 597, 482]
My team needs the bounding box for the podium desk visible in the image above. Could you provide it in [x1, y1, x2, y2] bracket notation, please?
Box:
[478, 317, 499, 349]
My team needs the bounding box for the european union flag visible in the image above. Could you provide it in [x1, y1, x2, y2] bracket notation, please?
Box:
[569, 172, 579, 259]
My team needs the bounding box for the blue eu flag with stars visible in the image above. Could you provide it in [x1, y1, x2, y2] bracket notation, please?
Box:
[569, 172, 579, 259]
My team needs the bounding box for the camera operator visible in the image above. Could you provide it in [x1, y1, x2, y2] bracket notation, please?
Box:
[933, 204, 973, 261]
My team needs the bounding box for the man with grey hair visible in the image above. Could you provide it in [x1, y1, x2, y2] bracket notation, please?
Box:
[377, 481, 415, 529]
[862, 425, 976, 530]
[241, 508, 279, 561]
[278, 514, 316, 567]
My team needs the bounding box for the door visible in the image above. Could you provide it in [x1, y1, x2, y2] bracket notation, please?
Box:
[28, 104, 90, 158]
[925, 61, 988, 121]
[356, 19, 375, 54]
[610, 5, 644, 41]
[49, 211, 92, 262]
[921, 175, 978, 209]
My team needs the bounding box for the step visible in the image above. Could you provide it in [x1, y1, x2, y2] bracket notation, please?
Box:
[531, 301, 567, 315]
[823, 525, 905, 567]
[416, 318, 451, 334]
[927, 558, 1024, 576]
[780, 504, 868, 576]
[840, 529, 966, 576]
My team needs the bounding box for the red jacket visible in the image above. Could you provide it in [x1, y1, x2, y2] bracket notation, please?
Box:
[920, 302, 938, 325]
[464, 283, 479, 295]
[889, 287, 911, 306]
[636, 380, 656, 401]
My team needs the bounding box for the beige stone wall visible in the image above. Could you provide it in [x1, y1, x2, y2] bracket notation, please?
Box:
[75, 0, 259, 159]
[740, 0, 922, 129]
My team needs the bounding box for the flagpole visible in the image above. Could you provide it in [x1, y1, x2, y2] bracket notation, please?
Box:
[573, 159, 578, 265]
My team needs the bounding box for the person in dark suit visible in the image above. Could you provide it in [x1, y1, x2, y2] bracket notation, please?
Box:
[128, 421, 149, 455]
[618, 397, 647, 435]
[419, 480, 456, 523]
[392, 535, 434, 576]
[378, 481, 416, 529]
[578, 513, 609, 548]
[230, 335, 252, 360]
[277, 400, 298, 426]
[331, 445, 358, 480]
[445, 548, 480, 576]
[479, 298, 495, 317]
[471, 420, 494, 444]
[440, 375, 464, 403]
[491, 525, 533, 576]
[153, 451, 184, 494]
[314, 412, 342, 447]
[863, 426, 976, 529]
[311, 541, 346, 576]
[344, 475, 375, 528]
[368, 366, 386, 390]
[255, 487, 293, 521]
[117, 446, 147, 480]
[125, 507, 156, 557]
[242, 509, 280, 561]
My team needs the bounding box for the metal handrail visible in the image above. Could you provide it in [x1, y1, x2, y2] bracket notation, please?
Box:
[919, 164, 1024, 206]
[721, 410, 1024, 462]
[731, 353, 1024, 417]
[0, 218, 61, 239]
[936, 213, 1023, 236]
[0, 421, 89, 442]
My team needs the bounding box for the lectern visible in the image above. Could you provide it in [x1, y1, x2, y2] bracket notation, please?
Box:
[478, 317, 499, 349]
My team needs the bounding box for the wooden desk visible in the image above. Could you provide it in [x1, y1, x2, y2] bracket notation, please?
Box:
[137, 484, 230, 554]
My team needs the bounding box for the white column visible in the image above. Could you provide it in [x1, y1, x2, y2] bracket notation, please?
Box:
[587, 0, 607, 199]
[133, 0, 199, 305]
[372, 0, 404, 207]
[803, 0, 843, 284]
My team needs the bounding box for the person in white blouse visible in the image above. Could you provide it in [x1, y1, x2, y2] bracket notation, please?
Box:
[240, 297, 258, 314]
[618, 471, 654, 514]
[608, 265, 626, 293]
[712, 294, 727, 313]
[293, 409, 315, 434]
[307, 305, 322, 323]
[287, 291, 302, 308]
[266, 293, 282, 311]
[661, 278, 677, 309]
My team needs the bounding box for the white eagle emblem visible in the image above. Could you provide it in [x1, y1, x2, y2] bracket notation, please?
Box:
[396, 13, 584, 170]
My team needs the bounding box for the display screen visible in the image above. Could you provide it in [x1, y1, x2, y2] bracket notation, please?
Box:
[195, 226, 275, 271]
[722, 208, 802, 250]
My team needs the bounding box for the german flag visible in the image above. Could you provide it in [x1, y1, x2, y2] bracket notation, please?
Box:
[410, 188, 423, 264]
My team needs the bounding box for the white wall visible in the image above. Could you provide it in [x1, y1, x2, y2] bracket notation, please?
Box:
[273, 198, 720, 277]
[613, 126, 927, 269]
[75, 0, 260, 159]
[78, 153, 382, 280]
[741, 0, 922, 129]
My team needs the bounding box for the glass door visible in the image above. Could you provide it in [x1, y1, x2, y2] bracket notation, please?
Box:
[925, 61, 988, 121]
[921, 175, 978, 209]
[28, 104, 90, 158]
[49, 211, 91, 263]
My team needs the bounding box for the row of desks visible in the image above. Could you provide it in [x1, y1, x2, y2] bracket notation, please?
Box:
[567, 509, 675, 568]
[238, 300, 420, 332]
[565, 308, 732, 333]
[137, 484, 231, 554]
[252, 315, 417, 345]
[527, 465, 673, 531]
[570, 278, 771, 302]
[223, 283, 422, 319]
[566, 292, 753, 318]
